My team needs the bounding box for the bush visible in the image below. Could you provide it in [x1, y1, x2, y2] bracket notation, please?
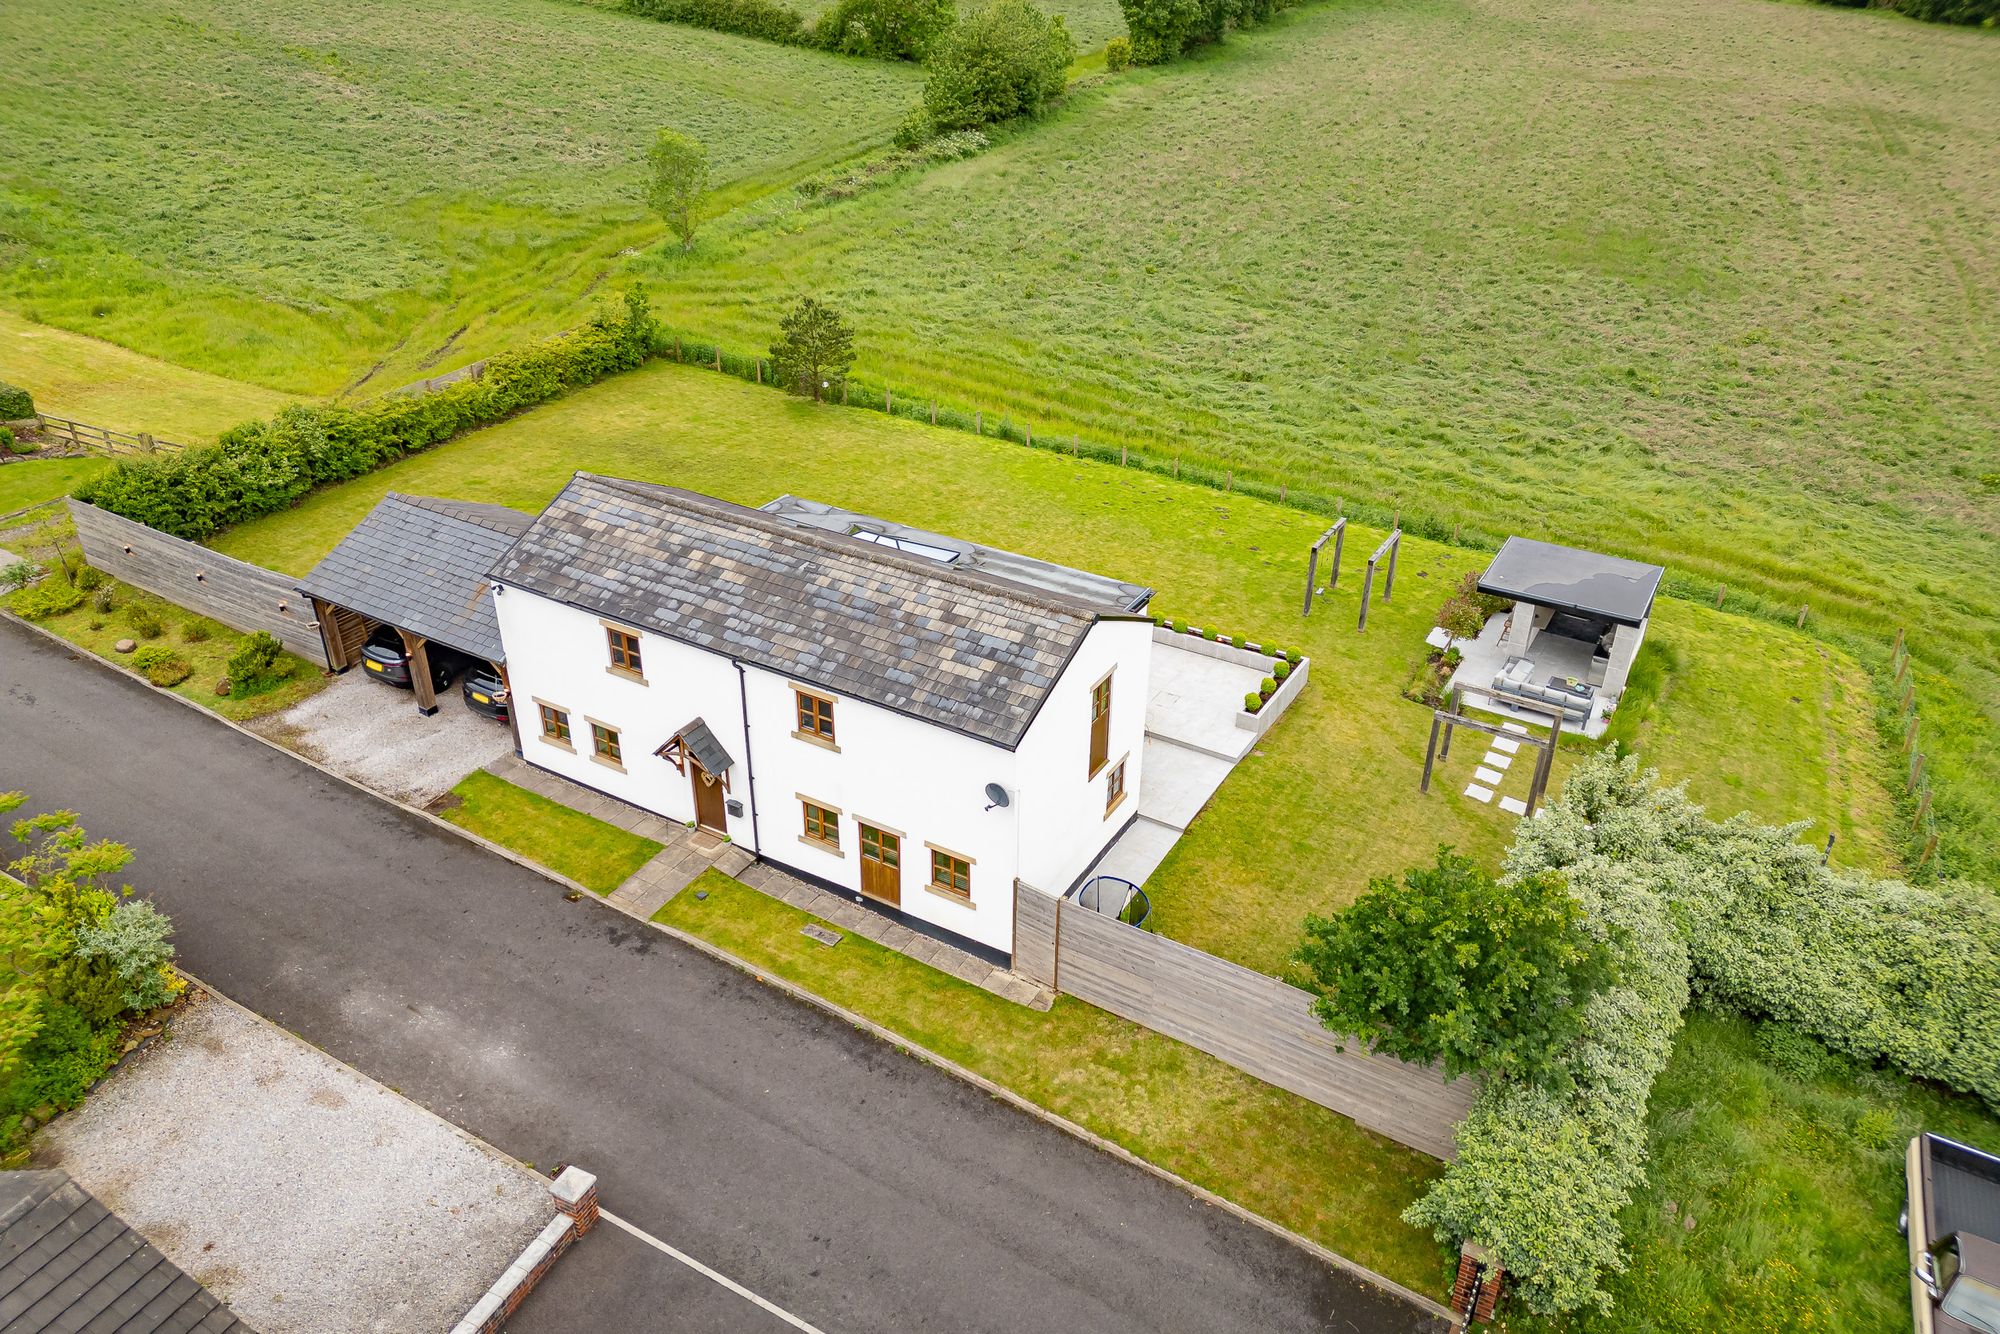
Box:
[74, 292, 657, 541]
[815, 0, 954, 57]
[1757, 1023, 1841, 1083]
[0, 381, 32, 420]
[7, 581, 84, 621]
[125, 607, 163, 639]
[1437, 593, 1488, 644]
[2, 561, 32, 591]
[131, 645, 192, 687]
[624, 0, 807, 42]
[72, 565, 105, 592]
[90, 586, 114, 614]
[1202, 626, 1217, 641]
[1273, 660, 1290, 681]
[0, 426, 19, 455]
[1105, 34, 1132, 69]
[1242, 690, 1261, 713]
[1458, 569, 1513, 618]
[920, 0, 1075, 134]
[1259, 674, 1276, 696]
[180, 616, 217, 644]
[8, 1003, 116, 1112]
[72, 900, 180, 1016]
[1119, 0, 1226, 64]
[224, 631, 287, 693]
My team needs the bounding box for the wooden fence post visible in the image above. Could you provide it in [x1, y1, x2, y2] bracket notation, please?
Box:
[715, 347, 722, 372]
[1903, 715, 1919, 753]
[675, 336, 683, 361]
[1026, 424, 1033, 448]
[886, 388, 893, 413]
[755, 359, 761, 385]
[1797, 604, 1809, 628]
[1894, 652, 1910, 689]
[975, 410, 982, 435]
[1913, 787, 1932, 828]
[931, 400, 937, 425]
[1120, 445, 1128, 466]
[1902, 683, 1916, 716]
[1225, 471, 1233, 493]
[1894, 626, 1906, 657]
[1909, 751, 1925, 792]
[1279, 482, 1287, 503]
[1918, 832, 1939, 869]
[1714, 584, 1726, 609]
[1173, 459, 1180, 478]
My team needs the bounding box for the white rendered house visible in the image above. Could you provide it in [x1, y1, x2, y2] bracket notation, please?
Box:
[488, 474, 1155, 961]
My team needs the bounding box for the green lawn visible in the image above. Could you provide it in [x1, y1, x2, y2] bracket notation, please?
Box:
[0, 459, 108, 521]
[436, 771, 663, 894]
[657, 871, 1451, 1298]
[2, 578, 325, 722]
[211, 360, 1900, 973]
[0, 0, 918, 398]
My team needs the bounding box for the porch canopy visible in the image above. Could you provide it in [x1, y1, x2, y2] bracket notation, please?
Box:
[1476, 537, 1663, 628]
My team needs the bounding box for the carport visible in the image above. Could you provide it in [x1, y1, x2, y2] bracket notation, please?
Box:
[299, 494, 531, 720]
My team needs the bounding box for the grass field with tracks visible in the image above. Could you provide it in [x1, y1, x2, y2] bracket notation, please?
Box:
[0, 0, 917, 397]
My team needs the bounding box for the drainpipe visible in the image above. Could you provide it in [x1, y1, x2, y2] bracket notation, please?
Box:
[733, 660, 763, 861]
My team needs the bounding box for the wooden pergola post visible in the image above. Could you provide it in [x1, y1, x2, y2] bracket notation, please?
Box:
[1421, 715, 1443, 792]
[1383, 529, 1401, 601]
[397, 627, 439, 716]
[1358, 557, 1378, 630]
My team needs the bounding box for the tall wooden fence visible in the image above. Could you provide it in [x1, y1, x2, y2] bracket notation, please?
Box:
[67, 501, 327, 665]
[1013, 887, 1474, 1159]
[32, 415, 185, 457]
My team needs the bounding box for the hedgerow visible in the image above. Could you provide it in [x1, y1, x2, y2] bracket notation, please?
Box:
[74, 291, 656, 541]
[1403, 751, 2000, 1315]
[1120, 0, 1290, 65]
[624, 0, 807, 43]
[1813, 0, 1997, 22]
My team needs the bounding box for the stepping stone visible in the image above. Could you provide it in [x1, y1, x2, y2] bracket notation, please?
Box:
[1492, 737, 1521, 754]
[1499, 796, 1529, 816]
[1482, 751, 1513, 770]
[1463, 782, 1495, 803]
[1501, 722, 1529, 735]
[1474, 765, 1505, 786]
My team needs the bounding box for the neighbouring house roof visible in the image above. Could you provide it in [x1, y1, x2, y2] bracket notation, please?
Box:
[758, 496, 1154, 615]
[1477, 537, 1665, 628]
[0, 1170, 253, 1332]
[299, 494, 533, 664]
[660, 717, 733, 776]
[491, 474, 1135, 749]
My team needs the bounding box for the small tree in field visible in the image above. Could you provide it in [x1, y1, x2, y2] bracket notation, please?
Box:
[1299, 848, 1618, 1091]
[646, 129, 710, 252]
[769, 298, 856, 402]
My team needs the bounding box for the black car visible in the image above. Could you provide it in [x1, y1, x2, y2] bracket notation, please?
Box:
[359, 626, 468, 692]
[462, 662, 510, 724]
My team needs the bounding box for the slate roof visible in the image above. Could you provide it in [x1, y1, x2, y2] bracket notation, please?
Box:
[664, 718, 734, 776]
[300, 494, 533, 663]
[0, 1170, 252, 1332]
[1477, 536, 1665, 628]
[491, 474, 1124, 749]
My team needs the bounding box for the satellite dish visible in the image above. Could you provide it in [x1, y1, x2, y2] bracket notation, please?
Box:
[983, 783, 1011, 810]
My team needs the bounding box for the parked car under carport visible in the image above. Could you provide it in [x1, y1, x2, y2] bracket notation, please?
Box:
[462, 662, 510, 724]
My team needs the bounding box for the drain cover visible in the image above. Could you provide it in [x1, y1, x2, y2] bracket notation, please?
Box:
[801, 924, 843, 947]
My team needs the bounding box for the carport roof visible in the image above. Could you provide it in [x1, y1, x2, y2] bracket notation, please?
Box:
[1477, 537, 1664, 628]
[300, 494, 532, 664]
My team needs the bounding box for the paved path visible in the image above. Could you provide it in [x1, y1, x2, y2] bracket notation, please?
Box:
[0, 618, 1446, 1334]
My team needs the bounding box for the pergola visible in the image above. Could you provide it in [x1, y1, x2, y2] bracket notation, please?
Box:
[298, 494, 530, 719]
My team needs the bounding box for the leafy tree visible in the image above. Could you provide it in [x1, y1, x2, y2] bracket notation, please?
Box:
[645, 128, 710, 252]
[815, 0, 955, 58]
[918, 0, 1074, 136]
[769, 297, 857, 402]
[1436, 593, 1487, 647]
[1299, 848, 1618, 1090]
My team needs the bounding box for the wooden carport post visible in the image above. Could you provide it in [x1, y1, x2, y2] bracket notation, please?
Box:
[396, 628, 439, 716]
[310, 596, 353, 671]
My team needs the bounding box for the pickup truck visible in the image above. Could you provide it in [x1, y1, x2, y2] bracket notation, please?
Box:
[1906, 1132, 2000, 1333]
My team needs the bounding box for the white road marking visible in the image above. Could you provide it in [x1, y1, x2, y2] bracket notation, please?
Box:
[600, 1208, 830, 1334]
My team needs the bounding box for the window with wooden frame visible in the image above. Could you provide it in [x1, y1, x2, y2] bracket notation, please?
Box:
[800, 799, 841, 852]
[1104, 757, 1128, 816]
[589, 721, 623, 768]
[1087, 671, 1113, 777]
[927, 846, 972, 903]
[536, 702, 573, 749]
[794, 689, 836, 746]
[604, 624, 644, 681]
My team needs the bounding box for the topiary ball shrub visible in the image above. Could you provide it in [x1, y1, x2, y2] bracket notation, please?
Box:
[0, 381, 33, 420]
[1273, 660, 1291, 681]
[1286, 649, 1303, 665]
[1243, 690, 1262, 713]
[1260, 675, 1277, 697]
[1105, 34, 1131, 70]
[132, 645, 192, 687]
[1202, 626, 1218, 641]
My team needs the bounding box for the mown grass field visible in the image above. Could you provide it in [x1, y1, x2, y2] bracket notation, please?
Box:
[211, 361, 1901, 969]
[0, 0, 918, 398]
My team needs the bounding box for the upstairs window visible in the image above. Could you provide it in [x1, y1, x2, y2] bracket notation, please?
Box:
[606, 625, 644, 680]
[1088, 671, 1112, 777]
[796, 689, 836, 745]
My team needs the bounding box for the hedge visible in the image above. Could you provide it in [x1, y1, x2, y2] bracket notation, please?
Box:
[0, 382, 32, 420]
[75, 292, 656, 541]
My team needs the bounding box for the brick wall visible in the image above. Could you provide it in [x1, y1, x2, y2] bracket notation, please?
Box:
[452, 1166, 599, 1334]
[68, 501, 327, 665]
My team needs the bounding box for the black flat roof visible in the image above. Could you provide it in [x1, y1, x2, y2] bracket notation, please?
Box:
[1477, 537, 1664, 628]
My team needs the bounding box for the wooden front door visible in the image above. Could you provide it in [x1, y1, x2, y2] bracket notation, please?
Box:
[690, 758, 728, 833]
[858, 823, 901, 908]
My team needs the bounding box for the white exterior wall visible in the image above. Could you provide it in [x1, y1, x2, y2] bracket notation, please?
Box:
[1014, 619, 1153, 898]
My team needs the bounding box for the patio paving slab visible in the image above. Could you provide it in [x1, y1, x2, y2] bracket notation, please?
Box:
[1089, 816, 1183, 888]
[1146, 641, 1265, 761]
[1499, 797, 1530, 816]
[1137, 736, 1234, 831]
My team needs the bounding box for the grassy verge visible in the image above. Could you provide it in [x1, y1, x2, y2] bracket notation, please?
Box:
[2, 579, 324, 722]
[0, 458, 109, 520]
[436, 771, 662, 893]
[210, 360, 1903, 973]
[657, 870, 1452, 1298]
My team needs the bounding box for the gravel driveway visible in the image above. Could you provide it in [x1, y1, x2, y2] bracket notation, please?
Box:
[33, 989, 551, 1334]
[251, 666, 512, 804]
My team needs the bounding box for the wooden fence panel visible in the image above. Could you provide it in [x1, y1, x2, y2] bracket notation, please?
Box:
[68, 501, 327, 665]
[32, 415, 181, 456]
[1011, 884, 1058, 989]
[1051, 900, 1474, 1159]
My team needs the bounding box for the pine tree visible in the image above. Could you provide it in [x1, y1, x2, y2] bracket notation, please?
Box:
[769, 297, 857, 402]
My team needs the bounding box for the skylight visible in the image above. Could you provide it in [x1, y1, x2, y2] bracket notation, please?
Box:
[847, 527, 959, 564]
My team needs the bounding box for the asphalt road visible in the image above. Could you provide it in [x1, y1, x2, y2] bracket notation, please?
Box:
[1, 619, 1445, 1334]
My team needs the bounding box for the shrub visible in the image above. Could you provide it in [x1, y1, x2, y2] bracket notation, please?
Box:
[72, 900, 180, 1016]
[1273, 660, 1290, 681]
[181, 616, 216, 643]
[1105, 34, 1132, 69]
[1202, 626, 1217, 641]
[131, 646, 192, 687]
[90, 586, 114, 614]
[9, 1003, 116, 1112]
[0, 426, 19, 455]
[1259, 674, 1276, 696]
[1119, 0, 1226, 64]
[1872, 0, 1998, 20]
[7, 581, 84, 621]
[920, 0, 1075, 134]
[225, 631, 287, 693]
[74, 292, 656, 541]
[1458, 569, 1513, 618]
[1757, 1023, 1841, 1083]
[815, 0, 954, 58]
[1437, 593, 1488, 645]
[1242, 690, 1261, 713]
[2, 562, 32, 591]
[124, 606, 163, 639]
[624, 0, 807, 42]
[0, 381, 31, 420]
[72, 565, 104, 592]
